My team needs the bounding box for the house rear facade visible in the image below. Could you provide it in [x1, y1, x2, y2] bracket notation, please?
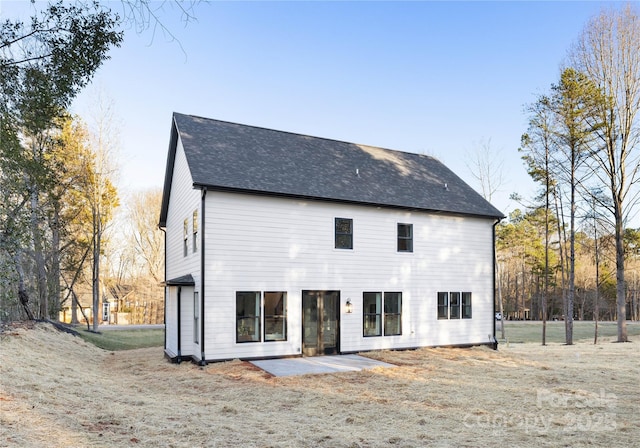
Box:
[159, 113, 504, 364]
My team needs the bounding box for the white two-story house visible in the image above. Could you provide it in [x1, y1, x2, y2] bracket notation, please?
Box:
[159, 113, 504, 364]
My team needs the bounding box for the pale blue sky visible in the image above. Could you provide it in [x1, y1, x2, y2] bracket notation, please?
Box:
[4, 1, 619, 217]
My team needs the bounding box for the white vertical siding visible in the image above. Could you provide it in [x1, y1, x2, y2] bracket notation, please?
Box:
[201, 191, 496, 361]
[164, 138, 202, 359]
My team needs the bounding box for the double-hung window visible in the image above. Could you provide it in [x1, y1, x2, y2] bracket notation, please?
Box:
[437, 292, 449, 319]
[236, 292, 261, 343]
[193, 291, 199, 344]
[363, 292, 381, 336]
[462, 292, 472, 319]
[397, 223, 413, 252]
[335, 218, 353, 249]
[192, 210, 198, 253]
[449, 292, 461, 319]
[384, 292, 402, 335]
[264, 292, 287, 342]
[183, 218, 188, 257]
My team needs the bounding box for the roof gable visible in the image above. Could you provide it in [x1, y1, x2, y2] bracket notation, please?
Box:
[159, 113, 503, 226]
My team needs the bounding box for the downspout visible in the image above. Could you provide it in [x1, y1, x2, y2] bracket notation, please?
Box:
[160, 226, 168, 355]
[177, 286, 182, 359]
[199, 188, 207, 365]
[492, 218, 502, 350]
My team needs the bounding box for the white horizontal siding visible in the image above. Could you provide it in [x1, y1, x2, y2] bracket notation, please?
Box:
[164, 138, 201, 358]
[165, 286, 178, 357]
[180, 286, 197, 358]
[201, 192, 495, 361]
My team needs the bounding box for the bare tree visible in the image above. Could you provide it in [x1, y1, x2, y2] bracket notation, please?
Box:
[466, 137, 506, 338]
[571, 4, 640, 342]
[86, 95, 120, 331]
[128, 189, 164, 283]
[466, 138, 505, 203]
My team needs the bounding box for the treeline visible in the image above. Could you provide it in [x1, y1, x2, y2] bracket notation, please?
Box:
[497, 4, 640, 344]
[496, 209, 640, 323]
[0, 2, 166, 329]
[0, 2, 123, 328]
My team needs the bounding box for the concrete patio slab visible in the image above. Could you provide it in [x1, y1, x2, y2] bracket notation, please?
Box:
[250, 354, 396, 377]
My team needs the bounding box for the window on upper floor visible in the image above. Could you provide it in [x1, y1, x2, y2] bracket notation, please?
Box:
[397, 223, 413, 252]
[183, 218, 188, 257]
[335, 218, 353, 249]
[192, 209, 198, 253]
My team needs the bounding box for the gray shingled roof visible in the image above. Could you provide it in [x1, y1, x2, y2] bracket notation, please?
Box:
[164, 274, 195, 286]
[159, 113, 503, 226]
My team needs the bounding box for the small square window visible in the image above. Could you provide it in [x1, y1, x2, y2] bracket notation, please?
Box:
[397, 223, 413, 252]
[335, 218, 353, 249]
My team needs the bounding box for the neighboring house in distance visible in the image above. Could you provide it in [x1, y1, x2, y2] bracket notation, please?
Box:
[159, 113, 504, 364]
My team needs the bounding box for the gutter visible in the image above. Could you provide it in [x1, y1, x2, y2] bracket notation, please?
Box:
[191, 183, 505, 222]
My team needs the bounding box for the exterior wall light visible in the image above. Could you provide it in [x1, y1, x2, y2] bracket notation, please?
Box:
[346, 299, 353, 314]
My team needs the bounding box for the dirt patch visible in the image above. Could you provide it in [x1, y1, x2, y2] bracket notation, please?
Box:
[1, 322, 638, 447]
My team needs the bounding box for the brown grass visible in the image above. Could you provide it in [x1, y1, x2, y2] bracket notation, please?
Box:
[1, 322, 638, 447]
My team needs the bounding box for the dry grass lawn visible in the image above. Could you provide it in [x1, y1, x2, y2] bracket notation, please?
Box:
[1, 322, 638, 447]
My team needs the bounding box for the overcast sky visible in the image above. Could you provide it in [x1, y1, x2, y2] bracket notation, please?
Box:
[4, 1, 620, 219]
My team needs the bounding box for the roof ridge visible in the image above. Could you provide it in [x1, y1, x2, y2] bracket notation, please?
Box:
[173, 112, 438, 162]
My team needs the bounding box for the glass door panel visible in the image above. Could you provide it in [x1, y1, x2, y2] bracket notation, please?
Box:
[322, 291, 338, 354]
[302, 292, 318, 356]
[302, 291, 339, 356]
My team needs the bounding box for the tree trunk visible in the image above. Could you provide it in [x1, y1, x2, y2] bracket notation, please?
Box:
[50, 205, 61, 320]
[566, 161, 576, 346]
[542, 147, 549, 345]
[71, 292, 79, 324]
[614, 202, 628, 342]
[13, 251, 35, 320]
[594, 218, 600, 345]
[553, 187, 568, 326]
[92, 226, 101, 332]
[30, 188, 48, 319]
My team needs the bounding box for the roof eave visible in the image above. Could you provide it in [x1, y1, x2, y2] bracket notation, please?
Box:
[192, 182, 505, 220]
[158, 115, 180, 228]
